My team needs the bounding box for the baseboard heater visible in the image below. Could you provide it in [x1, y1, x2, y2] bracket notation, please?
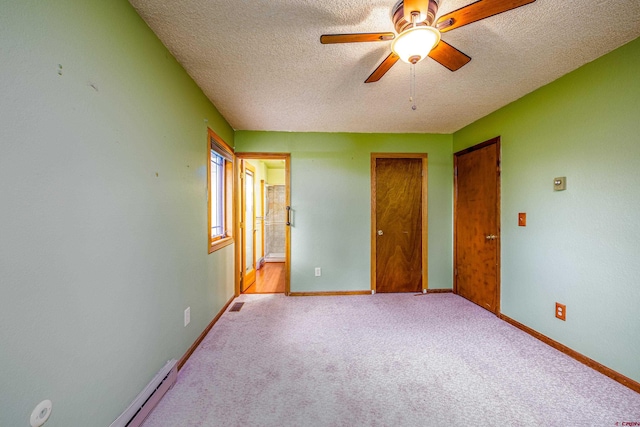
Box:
[110, 359, 178, 427]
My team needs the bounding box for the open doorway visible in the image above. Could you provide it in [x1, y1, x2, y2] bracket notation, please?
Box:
[235, 154, 290, 295]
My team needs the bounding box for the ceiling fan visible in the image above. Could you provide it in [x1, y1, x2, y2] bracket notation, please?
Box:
[321, 0, 537, 83]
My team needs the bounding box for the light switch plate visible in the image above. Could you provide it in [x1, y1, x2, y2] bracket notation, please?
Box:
[518, 212, 526, 227]
[554, 177, 566, 191]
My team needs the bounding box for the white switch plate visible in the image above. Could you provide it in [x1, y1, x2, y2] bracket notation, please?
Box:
[184, 307, 190, 327]
[315, 267, 321, 277]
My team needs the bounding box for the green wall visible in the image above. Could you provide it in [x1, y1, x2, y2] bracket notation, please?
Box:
[0, 1, 235, 425]
[453, 37, 640, 383]
[235, 132, 454, 292]
[267, 168, 286, 185]
[1, 1, 637, 424]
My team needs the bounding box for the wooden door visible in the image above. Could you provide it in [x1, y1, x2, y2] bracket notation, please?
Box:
[454, 138, 500, 313]
[372, 155, 427, 293]
[241, 162, 256, 292]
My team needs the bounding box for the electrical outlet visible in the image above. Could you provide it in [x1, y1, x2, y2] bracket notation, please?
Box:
[184, 307, 191, 327]
[554, 177, 566, 191]
[555, 302, 566, 321]
[315, 267, 321, 277]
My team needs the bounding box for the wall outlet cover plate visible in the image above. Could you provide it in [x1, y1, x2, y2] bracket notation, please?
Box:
[554, 177, 566, 191]
[30, 400, 52, 427]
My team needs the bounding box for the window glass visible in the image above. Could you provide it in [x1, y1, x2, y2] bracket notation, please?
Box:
[208, 129, 234, 253]
[210, 151, 224, 240]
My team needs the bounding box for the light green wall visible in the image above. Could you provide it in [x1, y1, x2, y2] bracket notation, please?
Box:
[235, 132, 454, 292]
[267, 168, 286, 185]
[2, 2, 636, 425]
[453, 37, 640, 383]
[0, 1, 235, 426]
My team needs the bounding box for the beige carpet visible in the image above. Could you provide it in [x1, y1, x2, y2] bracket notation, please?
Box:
[142, 293, 640, 426]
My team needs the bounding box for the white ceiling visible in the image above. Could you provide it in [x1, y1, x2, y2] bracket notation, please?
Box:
[129, 0, 640, 134]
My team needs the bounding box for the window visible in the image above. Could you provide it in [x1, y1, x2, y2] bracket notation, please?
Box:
[210, 151, 224, 238]
[207, 128, 234, 253]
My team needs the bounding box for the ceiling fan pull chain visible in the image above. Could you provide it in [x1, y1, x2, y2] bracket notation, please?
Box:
[411, 11, 419, 27]
[410, 63, 417, 110]
[408, 10, 419, 109]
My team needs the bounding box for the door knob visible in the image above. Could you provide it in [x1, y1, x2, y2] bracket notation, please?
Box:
[485, 234, 497, 240]
[377, 230, 383, 236]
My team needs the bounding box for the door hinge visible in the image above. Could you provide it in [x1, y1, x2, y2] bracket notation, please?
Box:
[455, 268, 458, 276]
[454, 167, 458, 177]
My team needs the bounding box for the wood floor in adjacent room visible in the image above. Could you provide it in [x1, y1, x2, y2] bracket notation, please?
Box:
[243, 262, 285, 294]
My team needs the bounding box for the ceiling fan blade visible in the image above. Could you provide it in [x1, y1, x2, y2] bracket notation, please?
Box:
[428, 41, 471, 71]
[365, 53, 400, 83]
[403, 0, 430, 23]
[436, 0, 536, 33]
[320, 33, 395, 44]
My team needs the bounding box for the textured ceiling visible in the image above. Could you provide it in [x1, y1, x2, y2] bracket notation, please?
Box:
[129, 0, 640, 134]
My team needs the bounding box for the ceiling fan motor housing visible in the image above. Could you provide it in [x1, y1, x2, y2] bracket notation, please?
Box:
[393, 0, 440, 33]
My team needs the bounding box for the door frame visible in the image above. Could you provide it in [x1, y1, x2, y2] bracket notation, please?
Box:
[453, 137, 501, 314]
[371, 153, 428, 293]
[234, 153, 291, 296]
[259, 179, 265, 266]
[241, 162, 257, 291]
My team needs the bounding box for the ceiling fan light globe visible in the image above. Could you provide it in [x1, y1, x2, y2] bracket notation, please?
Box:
[391, 26, 441, 64]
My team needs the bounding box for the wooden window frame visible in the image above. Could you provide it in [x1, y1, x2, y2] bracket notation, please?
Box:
[208, 128, 234, 253]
